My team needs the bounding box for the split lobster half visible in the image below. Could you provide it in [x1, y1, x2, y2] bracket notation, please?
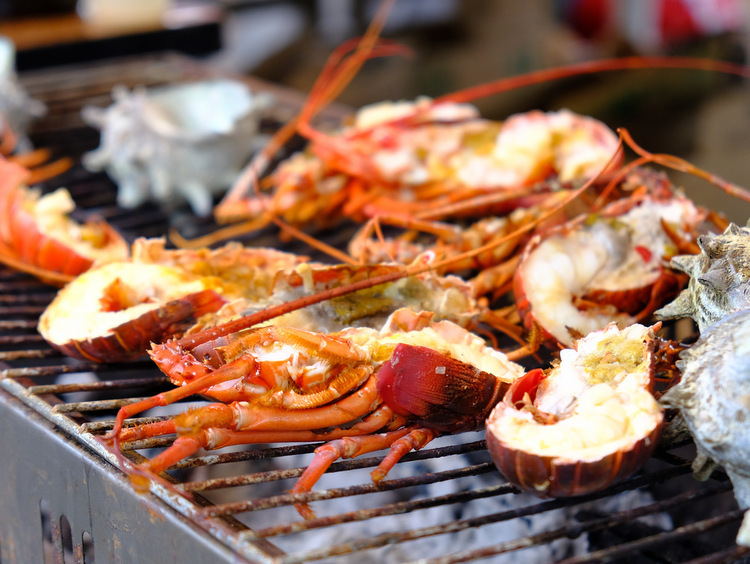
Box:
[38, 238, 308, 361]
[513, 167, 727, 349]
[486, 322, 664, 498]
[0, 155, 128, 286]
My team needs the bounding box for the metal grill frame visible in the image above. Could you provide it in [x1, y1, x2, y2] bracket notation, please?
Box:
[0, 53, 749, 564]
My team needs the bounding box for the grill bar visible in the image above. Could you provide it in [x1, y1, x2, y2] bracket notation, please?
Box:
[557, 510, 746, 564]
[204, 462, 497, 517]
[420, 488, 740, 564]
[275, 465, 698, 563]
[185, 440, 490, 492]
[27, 376, 170, 395]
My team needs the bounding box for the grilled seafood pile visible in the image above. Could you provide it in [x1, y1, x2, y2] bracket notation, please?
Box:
[10, 0, 750, 542]
[201, 98, 623, 246]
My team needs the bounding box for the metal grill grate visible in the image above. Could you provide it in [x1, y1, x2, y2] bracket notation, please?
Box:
[1, 54, 749, 564]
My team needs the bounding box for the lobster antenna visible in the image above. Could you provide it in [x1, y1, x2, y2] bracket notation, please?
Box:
[212, 0, 401, 205]
[619, 127, 750, 203]
[178, 133, 627, 349]
[437, 56, 750, 106]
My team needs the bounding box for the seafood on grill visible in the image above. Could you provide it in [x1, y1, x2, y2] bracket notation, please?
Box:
[210, 100, 622, 236]
[346, 192, 582, 301]
[188, 257, 537, 359]
[179, 16, 750, 253]
[81, 79, 274, 216]
[106, 307, 524, 519]
[659, 307, 750, 546]
[0, 155, 128, 286]
[37, 238, 307, 361]
[513, 168, 726, 349]
[486, 322, 664, 498]
[655, 222, 750, 331]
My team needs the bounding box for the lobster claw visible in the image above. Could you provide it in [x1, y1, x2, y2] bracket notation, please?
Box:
[376, 343, 507, 432]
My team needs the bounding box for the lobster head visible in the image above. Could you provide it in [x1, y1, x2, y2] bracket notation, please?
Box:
[376, 343, 508, 433]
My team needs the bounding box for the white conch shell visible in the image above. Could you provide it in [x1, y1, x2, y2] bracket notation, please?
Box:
[81, 79, 274, 216]
[0, 35, 47, 152]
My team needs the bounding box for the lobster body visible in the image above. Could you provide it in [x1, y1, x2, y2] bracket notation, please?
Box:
[112, 309, 524, 519]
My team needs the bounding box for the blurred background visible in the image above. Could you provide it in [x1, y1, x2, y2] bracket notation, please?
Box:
[2, 0, 750, 220]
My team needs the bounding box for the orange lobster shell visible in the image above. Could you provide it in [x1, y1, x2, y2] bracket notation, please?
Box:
[0, 156, 129, 285]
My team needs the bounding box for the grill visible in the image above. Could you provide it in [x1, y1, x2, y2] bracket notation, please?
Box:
[1, 53, 749, 564]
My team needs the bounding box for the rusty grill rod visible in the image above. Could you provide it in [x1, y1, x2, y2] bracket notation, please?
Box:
[0, 334, 46, 345]
[203, 461, 497, 518]
[276, 466, 716, 564]
[181, 440, 488, 479]
[304, 463, 694, 543]
[557, 510, 746, 564]
[253, 483, 516, 540]
[0, 294, 52, 304]
[0, 320, 39, 331]
[27, 376, 170, 395]
[0, 305, 47, 316]
[2, 359, 155, 377]
[52, 397, 158, 413]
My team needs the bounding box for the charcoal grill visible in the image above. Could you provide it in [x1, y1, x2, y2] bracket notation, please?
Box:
[1, 54, 749, 564]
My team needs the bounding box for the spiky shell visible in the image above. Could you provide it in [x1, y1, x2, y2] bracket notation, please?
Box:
[660, 308, 750, 512]
[655, 222, 750, 331]
[81, 80, 274, 216]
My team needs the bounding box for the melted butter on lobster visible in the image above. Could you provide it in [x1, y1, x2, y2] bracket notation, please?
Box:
[486, 322, 663, 497]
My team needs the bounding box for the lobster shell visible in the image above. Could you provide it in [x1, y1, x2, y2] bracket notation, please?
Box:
[513, 176, 702, 349]
[485, 323, 664, 498]
[38, 262, 228, 362]
[377, 342, 508, 432]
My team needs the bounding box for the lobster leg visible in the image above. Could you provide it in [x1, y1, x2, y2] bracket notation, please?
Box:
[119, 418, 177, 443]
[291, 426, 417, 519]
[105, 352, 260, 439]
[136, 405, 403, 481]
[173, 376, 381, 434]
[370, 426, 439, 482]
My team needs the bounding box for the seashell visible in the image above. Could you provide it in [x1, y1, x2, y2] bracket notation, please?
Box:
[660, 307, 750, 546]
[0, 36, 47, 151]
[81, 79, 274, 216]
[655, 222, 750, 331]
